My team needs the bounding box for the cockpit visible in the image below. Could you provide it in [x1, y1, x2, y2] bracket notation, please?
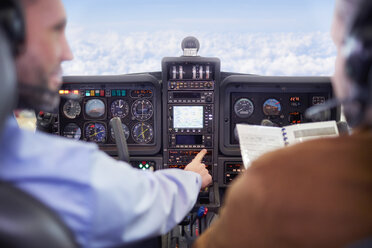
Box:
[31, 36, 340, 246]
[5, 0, 372, 247]
[52, 36, 339, 177]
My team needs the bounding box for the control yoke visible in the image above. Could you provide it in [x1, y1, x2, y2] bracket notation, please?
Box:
[109, 117, 130, 163]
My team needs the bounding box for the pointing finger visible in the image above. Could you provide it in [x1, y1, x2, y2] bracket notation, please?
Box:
[193, 149, 207, 163]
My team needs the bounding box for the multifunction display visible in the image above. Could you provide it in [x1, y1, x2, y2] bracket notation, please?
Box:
[173, 106, 204, 129]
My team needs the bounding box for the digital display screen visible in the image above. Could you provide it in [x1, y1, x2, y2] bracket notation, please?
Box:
[173, 106, 204, 129]
[176, 135, 203, 145]
[131, 90, 153, 98]
[173, 92, 201, 99]
[290, 96, 301, 107]
[289, 112, 302, 124]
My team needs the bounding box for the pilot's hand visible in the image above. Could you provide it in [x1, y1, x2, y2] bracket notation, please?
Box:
[184, 149, 212, 189]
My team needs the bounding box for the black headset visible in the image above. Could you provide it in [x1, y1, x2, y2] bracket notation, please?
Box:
[0, 0, 25, 135]
[343, 0, 372, 127]
[0, 0, 25, 56]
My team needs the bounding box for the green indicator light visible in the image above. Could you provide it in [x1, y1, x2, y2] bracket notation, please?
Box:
[139, 164, 143, 169]
[116, 90, 121, 97]
[122, 90, 126, 96]
[145, 164, 149, 169]
[86, 92, 90, 96]
[112, 90, 116, 96]
[95, 92, 100, 96]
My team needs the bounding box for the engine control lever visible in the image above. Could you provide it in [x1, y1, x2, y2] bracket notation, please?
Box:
[36, 111, 57, 133]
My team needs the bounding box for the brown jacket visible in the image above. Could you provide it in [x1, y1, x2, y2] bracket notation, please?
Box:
[194, 129, 372, 248]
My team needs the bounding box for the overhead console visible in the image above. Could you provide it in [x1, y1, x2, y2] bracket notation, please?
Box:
[59, 74, 161, 157]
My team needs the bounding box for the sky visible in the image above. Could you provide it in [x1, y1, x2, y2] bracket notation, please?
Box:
[62, 0, 337, 76]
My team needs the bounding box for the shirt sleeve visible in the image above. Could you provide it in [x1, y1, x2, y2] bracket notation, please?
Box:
[86, 151, 202, 248]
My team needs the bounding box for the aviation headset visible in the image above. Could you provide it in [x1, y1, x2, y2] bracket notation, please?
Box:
[0, 0, 25, 135]
[343, 0, 372, 127]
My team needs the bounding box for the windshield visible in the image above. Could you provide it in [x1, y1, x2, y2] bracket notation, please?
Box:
[62, 0, 336, 76]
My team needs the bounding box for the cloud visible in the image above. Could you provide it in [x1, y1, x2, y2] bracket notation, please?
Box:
[62, 29, 336, 77]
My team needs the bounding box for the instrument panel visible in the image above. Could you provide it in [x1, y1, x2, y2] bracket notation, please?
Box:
[57, 61, 340, 189]
[59, 74, 161, 156]
[219, 75, 339, 158]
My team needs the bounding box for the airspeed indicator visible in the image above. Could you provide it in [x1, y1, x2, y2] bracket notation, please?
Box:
[234, 98, 254, 118]
[63, 100, 81, 119]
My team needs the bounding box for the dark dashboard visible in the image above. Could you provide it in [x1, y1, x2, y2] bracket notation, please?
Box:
[57, 60, 339, 194]
[59, 75, 161, 156]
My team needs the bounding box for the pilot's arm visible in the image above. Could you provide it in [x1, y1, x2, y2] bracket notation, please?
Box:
[0, 117, 209, 248]
[87, 150, 203, 247]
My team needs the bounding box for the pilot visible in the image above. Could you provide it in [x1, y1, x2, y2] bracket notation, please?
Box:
[0, 0, 212, 247]
[194, 0, 372, 247]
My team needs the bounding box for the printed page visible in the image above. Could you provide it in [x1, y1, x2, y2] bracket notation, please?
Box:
[237, 124, 285, 169]
[284, 121, 339, 145]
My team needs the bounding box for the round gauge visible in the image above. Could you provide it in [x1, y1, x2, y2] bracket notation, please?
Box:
[234, 98, 254, 118]
[132, 122, 154, 144]
[63, 100, 81, 119]
[63, 123, 81, 140]
[132, 99, 154, 121]
[263, 98, 281, 116]
[85, 122, 107, 143]
[110, 122, 130, 141]
[111, 99, 129, 118]
[85, 99, 105, 118]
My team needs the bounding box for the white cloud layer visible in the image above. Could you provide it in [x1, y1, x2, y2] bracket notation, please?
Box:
[62, 29, 336, 77]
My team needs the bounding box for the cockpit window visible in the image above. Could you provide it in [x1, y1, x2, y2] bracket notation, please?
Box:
[62, 0, 336, 76]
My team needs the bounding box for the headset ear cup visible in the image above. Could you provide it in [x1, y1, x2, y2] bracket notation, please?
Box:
[346, 53, 365, 84]
[0, 0, 25, 56]
[345, 54, 358, 83]
[344, 36, 372, 87]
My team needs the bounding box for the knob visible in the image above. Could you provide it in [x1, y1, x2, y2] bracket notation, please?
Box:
[261, 119, 275, 127]
[206, 96, 212, 102]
